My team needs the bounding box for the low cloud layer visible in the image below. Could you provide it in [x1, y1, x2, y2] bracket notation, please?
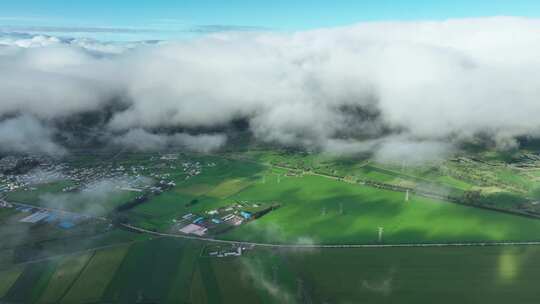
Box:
[0, 115, 66, 155]
[38, 177, 152, 216]
[112, 128, 227, 153]
[2, 17, 540, 160]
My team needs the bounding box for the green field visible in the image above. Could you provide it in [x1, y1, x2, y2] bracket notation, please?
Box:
[97, 153, 540, 245]
[3, 237, 540, 303]
[61, 244, 130, 303]
[6, 182, 140, 216]
[3, 259, 58, 303]
[206, 178, 253, 198]
[248, 245, 540, 304]
[0, 266, 24, 298]
[5, 150, 540, 303]
[126, 157, 264, 229]
[38, 252, 93, 304]
[5, 181, 74, 203]
[102, 238, 189, 303]
[222, 173, 540, 244]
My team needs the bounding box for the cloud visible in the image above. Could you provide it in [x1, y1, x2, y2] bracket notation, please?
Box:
[0, 115, 65, 156]
[239, 258, 295, 303]
[38, 177, 152, 216]
[112, 128, 226, 152]
[2, 17, 540, 159]
[188, 24, 270, 33]
[373, 138, 454, 165]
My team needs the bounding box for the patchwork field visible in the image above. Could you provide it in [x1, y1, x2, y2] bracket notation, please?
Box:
[3, 259, 58, 303]
[0, 266, 24, 298]
[3, 238, 540, 304]
[4, 151, 540, 303]
[97, 154, 540, 245]
[38, 252, 93, 304]
[61, 244, 130, 303]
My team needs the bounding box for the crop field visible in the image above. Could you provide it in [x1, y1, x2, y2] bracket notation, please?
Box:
[4, 151, 540, 303]
[164, 240, 203, 303]
[60, 244, 130, 303]
[0, 238, 205, 304]
[4, 238, 540, 304]
[101, 238, 190, 303]
[38, 252, 93, 304]
[0, 266, 24, 298]
[242, 245, 540, 304]
[3, 259, 58, 303]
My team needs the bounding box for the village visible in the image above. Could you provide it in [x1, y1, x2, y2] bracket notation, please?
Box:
[170, 200, 279, 238]
[0, 153, 207, 194]
[0, 153, 211, 232]
[201, 243, 255, 258]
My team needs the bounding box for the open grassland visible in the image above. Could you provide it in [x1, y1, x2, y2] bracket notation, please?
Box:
[176, 183, 214, 196]
[246, 149, 540, 200]
[222, 172, 540, 244]
[206, 178, 253, 198]
[434, 174, 474, 190]
[132, 192, 196, 217]
[115, 154, 540, 244]
[246, 150, 468, 192]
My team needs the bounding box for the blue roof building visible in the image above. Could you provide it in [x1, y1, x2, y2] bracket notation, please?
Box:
[240, 211, 252, 220]
[58, 221, 75, 229]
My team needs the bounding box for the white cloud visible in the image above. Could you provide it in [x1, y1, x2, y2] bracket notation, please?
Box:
[2, 17, 540, 159]
[0, 115, 65, 155]
[112, 128, 226, 152]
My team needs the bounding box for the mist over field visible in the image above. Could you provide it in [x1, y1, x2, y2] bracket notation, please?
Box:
[2, 17, 540, 160]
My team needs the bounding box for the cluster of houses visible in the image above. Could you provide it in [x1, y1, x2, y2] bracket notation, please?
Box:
[0, 154, 219, 200]
[208, 245, 250, 258]
[0, 154, 185, 197]
[172, 203, 255, 237]
[182, 161, 202, 180]
[0, 156, 58, 193]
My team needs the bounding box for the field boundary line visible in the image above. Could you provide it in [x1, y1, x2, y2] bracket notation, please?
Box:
[121, 223, 540, 249]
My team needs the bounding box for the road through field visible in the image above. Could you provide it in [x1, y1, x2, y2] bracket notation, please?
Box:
[9, 222, 540, 268]
[120, 223, 540, 249]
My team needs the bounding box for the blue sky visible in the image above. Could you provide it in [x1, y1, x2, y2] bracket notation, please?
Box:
[1, 0, 539, 40]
